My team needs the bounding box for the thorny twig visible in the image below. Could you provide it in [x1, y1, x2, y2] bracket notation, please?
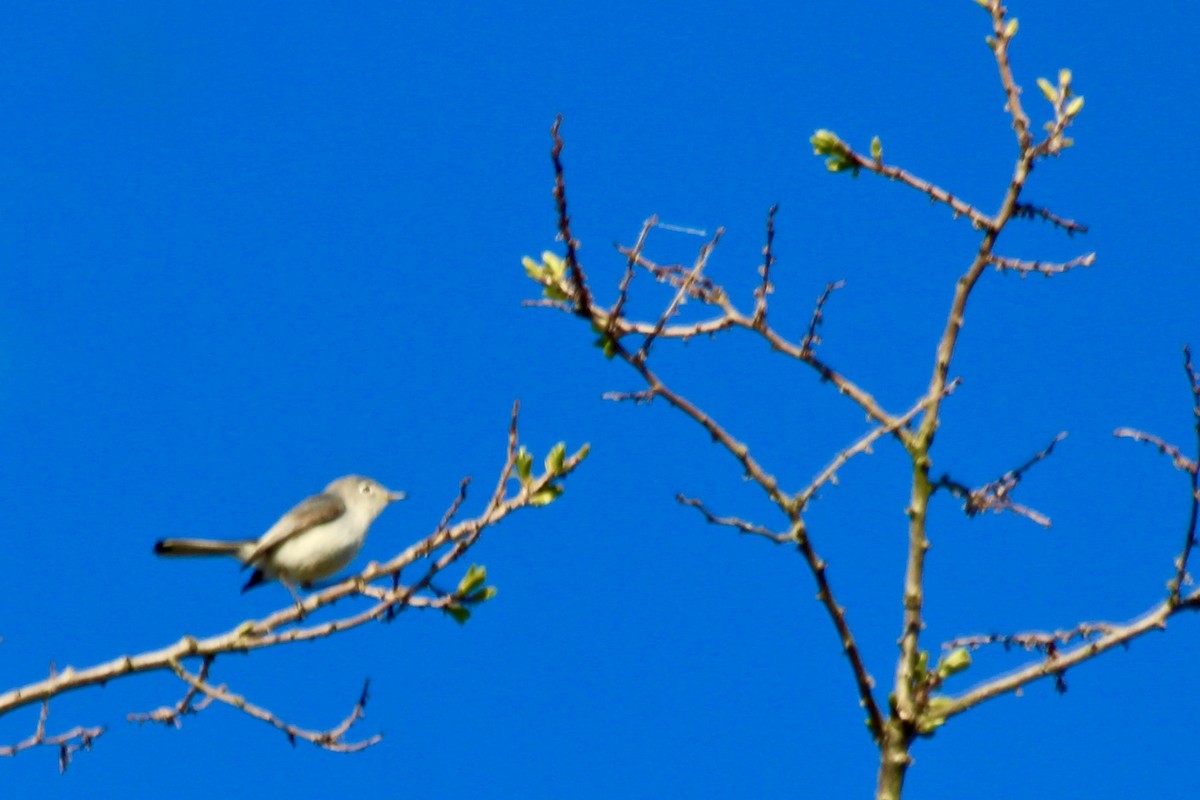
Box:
[943, 623, 1119, 656]
[752, 204, 779, 327]
[128, 656, 217, 728]
[168, 660, 380, 752]
[989, 252, 1095, 277]
[1115, 346, 1200, 602]
[1012, 202, 1089, 236]
[798, 380, 961, 510]
[636, 230, 724, 363]
[801, 281, 845, 355]
[0, 685, 104, 772]
[934, 432, 1067, 528]
[677, 494, 787, 543]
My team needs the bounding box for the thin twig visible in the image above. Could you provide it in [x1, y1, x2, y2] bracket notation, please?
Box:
[934, 432, 1067, 528]
[1113, 428, 1198, 474]
[0, 692, 104, 772]
[128, 656, 217, 728]
[752, 205, 779, 327]
[839, 151, 994, 231]
[636, 230, 724, 363]
[943, 623, 1118, 655]
[987, 1, 1032, 149]
[168, 660, 380, 752]
[943, 587, 1200, 720]
[989, 252, 1095, 277]
[608, 216, 657, 336]
[676, 494, 788, 543]
[1179, 345, 1200, 601]
[801, 281, 846, 355]
[550, 116, 593, 316]
[1011, 202, 1089, 236]
[798, 380, 961, 509]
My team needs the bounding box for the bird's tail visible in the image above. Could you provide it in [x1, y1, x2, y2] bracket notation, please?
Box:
[154, 538, 253, 558]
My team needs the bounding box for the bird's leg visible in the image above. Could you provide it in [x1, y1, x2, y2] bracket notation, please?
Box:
[281, 579, 307, 618]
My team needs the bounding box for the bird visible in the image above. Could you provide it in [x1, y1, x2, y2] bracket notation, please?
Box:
[154, 475, 405, 595]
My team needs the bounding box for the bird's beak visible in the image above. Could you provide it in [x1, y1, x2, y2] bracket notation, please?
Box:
[387, 490, 407, 503]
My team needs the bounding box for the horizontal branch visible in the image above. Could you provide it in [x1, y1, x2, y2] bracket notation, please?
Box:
[943, 588, 1200, 720]
[989, 252, 1095, 277]
[0, 406, 588, 723]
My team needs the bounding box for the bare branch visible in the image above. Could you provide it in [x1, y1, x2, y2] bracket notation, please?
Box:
[934, 432, 1067, 528]
[989, 252, 1095, 277]
[676, 494, 788, 543]
[636, 230, 725, 362]
[801, 281, 845, 355]
[943, 622, 1118, 655]
[798, 380, 961, 509]
[128, 656, 217, 729]
[550, 116, 594, 316]
[168, 661, 380, 752]
[608, 216, 657, 336]
[838, 150, 994, 231]
[943, 588, 1200, 720]
[787, 515, 886, 741]
[1011, 202, 1089, 236]
[985, 1, 1032, 149]
[752, 204, 779, 326]
[0, 691, 104, 772]
[1118, 346, 1200, 602]
[1181, 345, 1200, 601]
[1114, 428, 1198, 474]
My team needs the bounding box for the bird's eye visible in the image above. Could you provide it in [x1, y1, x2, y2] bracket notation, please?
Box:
[360, 482, 372, 494]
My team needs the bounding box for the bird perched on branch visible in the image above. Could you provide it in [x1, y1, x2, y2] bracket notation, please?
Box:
[154, 475, 405, 596]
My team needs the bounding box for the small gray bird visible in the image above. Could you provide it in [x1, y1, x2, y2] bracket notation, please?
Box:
[154, 475, 405, 593]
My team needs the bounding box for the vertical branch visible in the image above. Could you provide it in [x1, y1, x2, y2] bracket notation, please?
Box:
[550, 116, 594, 316]
[635, 230, 724, 362]
[1171, 346, 1200, 603]
[752, 204, 779, 327]
[986, 2, 1032, 149]
[608, 216, 657, 331]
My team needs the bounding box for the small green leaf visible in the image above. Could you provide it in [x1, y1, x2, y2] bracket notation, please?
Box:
[467, 586, 498, 604]
[825, 156, 852, 173]
[1058, 68, 1072, 89]
[542, 251, 566, 281]
[457, 564, 487, 596]
[545, 442, 566, 476]
[870, 136, 883, 161]
[522, 256, 545, 280]
[973, 0, 989, 7]
[1004, 17, 1018, 37]
[936, 647, 972, 679]
[594, 332, 619, 359]
[916, 697, 955, 736]
[810, 129, 847, 156]
[544, 283, 569, 302]
[574, 442, 591, 463]
[1064, 96, 1084, 117]
[529, 485, 563, 506]
[913, 650, 929, 684]
[1036, 77, 1057, 103]
[444, 604, 471, 625]
[516, 447, 533, 482]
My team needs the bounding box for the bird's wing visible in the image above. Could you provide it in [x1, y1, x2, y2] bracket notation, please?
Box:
[240, 491, 346, 567]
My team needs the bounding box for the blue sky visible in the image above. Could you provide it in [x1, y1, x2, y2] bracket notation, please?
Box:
[1, 1, 1197, 797]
